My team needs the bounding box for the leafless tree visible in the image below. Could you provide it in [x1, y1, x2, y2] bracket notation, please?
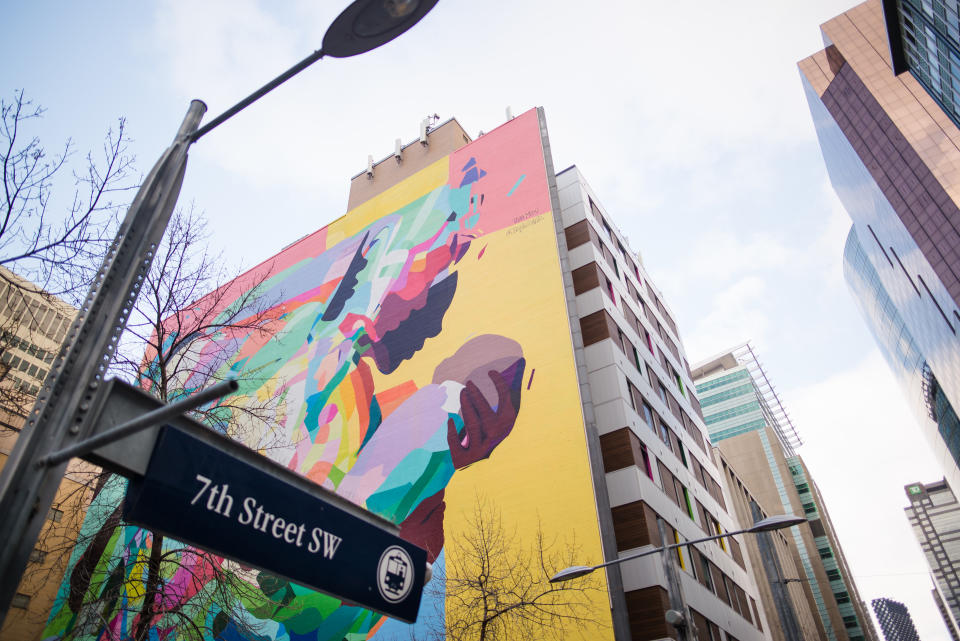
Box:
[37, 206, 288, 641]
[1, 89, 133, 302]
[432, 497, 610, 641]
[0, 89, 134, 427]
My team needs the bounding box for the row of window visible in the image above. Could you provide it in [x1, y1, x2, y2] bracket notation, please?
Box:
[569, 211, 691, 402]
[577, 297, 707, 458]
[695, 368, 751, 393]
[587, 198, 681, 339]
[720, 457, 792, 552]
[681, 535, 759, 629]
[601, 428, 734, 579]
[0, 284, 72, 343]
[613, 497, 759, 633]
[1, 350, 50, 384]
[0, 330, 57, 363]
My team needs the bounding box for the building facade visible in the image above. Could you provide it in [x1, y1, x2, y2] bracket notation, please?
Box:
[799, 0, 960, 497]
[692, 346, 875, 641]
[871, 598, 920, 641]
[0, 268, 89, 641]
[41, 110, 771, 641]
[558, 165, 770, 641]
[714, 447, 825, 641]
[905, 479, 960, 635]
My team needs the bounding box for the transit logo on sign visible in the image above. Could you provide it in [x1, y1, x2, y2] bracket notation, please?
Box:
[123, 425, 426, 622]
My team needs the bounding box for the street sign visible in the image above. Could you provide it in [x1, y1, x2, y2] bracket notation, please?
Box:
[123, 425, 427, 622]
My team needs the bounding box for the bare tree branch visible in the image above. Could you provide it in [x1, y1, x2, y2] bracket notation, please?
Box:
[435, 496, 610, 641]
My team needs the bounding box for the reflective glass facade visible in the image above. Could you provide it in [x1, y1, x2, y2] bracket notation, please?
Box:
[887, 0, 960, 128]
[799, 0, 960, 497]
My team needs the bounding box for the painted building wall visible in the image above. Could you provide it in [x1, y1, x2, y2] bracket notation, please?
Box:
[42, 108, 614, 641]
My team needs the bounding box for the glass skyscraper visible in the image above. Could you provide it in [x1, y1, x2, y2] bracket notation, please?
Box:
[799, 0, 960, 498]
[871, 598, 921, 641]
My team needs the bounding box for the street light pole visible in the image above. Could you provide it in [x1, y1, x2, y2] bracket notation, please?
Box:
[550, 514, 807, 639]
[0, 0, 438, 626]
[550, 514, 807, 583]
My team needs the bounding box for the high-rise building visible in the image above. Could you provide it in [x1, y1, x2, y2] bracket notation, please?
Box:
[692, 345, 875, 641]
[40, 109, 771, 641]
[905, 479, 960, 635]
[714, 446, 825, 641]
[871, 598, 921, 641]
[0, 267, 89, 641]
[798, 0, 960, 497]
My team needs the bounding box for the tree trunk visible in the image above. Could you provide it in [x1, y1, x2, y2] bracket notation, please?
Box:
[133, 531, 164, 641]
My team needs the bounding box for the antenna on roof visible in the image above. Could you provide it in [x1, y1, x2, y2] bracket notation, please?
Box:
[506, 106, 514, 120]
[394, 139, 402, 164]
[366, 155, 374, 179]
[420, 113, 440, 146]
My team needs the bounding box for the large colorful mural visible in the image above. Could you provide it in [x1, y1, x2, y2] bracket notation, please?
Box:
[42, 109, 613, 640]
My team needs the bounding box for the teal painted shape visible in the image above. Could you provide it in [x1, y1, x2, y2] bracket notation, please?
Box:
[507, 174, 526, 196]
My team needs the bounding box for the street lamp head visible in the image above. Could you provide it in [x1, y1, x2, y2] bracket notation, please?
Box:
[747, 513, 806, 533]
[323, 0, 440, 58]
[549, 565, 595, 583]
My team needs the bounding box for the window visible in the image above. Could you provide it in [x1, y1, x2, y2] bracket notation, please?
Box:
[826, 569, 841, 581]
[796, 482, 810, 494]
[843, 615, 859, 629]
[605, 277, 615, 303]
[677, 440, 688, 467]
[644, 329, 654, 353]
[625, 377, 636, 410]
[658, 418, 670, 445]
[658, 383, 668, 406]
[48, 507, 63, 523]
[713, 520, 727, 552]
[835, 591, 850, 604]
[803, 502, 817, 515]
[674, 529, 687, 570]
[818, 546, 833, 559]
[683, 487, 695, 520]
[640, 444, 655, 480]
[632, 345, 642, 372]
[11, 593, 29, 609]
[641, 402, 654, 431]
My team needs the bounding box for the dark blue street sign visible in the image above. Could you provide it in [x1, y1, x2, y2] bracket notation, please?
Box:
[123, 425, 426, 622]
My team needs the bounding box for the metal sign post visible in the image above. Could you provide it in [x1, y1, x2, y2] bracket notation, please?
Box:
[0, 101, 207, 625]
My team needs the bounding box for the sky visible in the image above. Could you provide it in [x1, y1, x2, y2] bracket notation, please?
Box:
[2, 0, 950, 639]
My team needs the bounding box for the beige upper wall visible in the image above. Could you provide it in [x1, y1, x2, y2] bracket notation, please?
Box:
[346, 118, 472, 211]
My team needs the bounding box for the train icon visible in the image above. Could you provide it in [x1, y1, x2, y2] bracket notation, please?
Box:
[377, 545, 414, 603]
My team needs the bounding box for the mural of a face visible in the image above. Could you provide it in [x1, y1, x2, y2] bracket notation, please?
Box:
[45, 151, 532, 640]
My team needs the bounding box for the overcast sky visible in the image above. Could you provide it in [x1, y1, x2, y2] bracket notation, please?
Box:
[3, 1, 949, 638]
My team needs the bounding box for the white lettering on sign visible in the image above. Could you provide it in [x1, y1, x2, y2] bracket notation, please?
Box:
[191, 474, 342, 559]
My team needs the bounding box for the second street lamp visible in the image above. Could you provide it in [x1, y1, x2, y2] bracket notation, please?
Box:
[550, 513, 807, 583]
[551, 514, 806, 641]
